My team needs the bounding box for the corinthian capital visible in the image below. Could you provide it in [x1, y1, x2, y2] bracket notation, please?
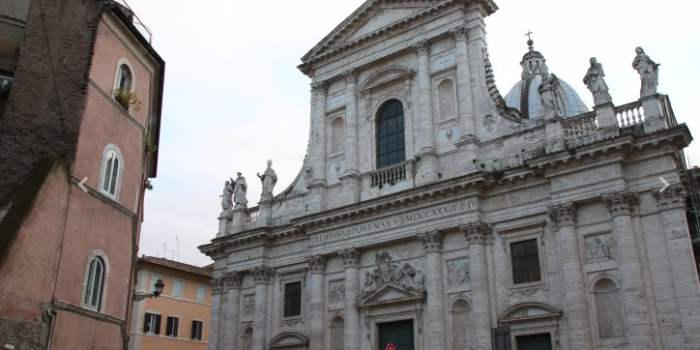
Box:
[605, 191, 639, 217]
[224, 272, 242, 290]
[450, 26, 468, 40]
[654, 185, 687, 211]
[339, 248, 360, 267]
[418, 231, 444, 252]
[550, 202, 577, 227]
[311, 81, 328, 95]
[462, 221, 492, 244]
[306, 255, 327, 274]
[253, 266, 274, 284]
[211, 277, 225, 295]
[344, 69, 358, 85]
[413, 40, 431, 56]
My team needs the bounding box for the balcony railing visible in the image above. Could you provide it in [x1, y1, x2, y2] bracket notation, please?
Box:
[369, 161, 411, 188]
[562, 111, 598, 138]
[615, 101, 645, 128]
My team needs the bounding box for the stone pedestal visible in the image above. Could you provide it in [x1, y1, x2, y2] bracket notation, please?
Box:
[339, 173, 361, 205]
[231, 206, 248, 234]
[222, 273, 241, 349]
[339, 249, 360, 350]
[655, 187, 700, 345]
[253, 267, 273, 350]
[463, 222, 493, 349]
[544, 116, 565, 153]
[414, 40, 438, 184]
[208, 278, 224, 350]
[418, 231, 447, 350]
[594, 102, 618, 130]
[258, 199, 272, 226]
[551, 204, 593, 349]
[217, 211, 232, 237]
[642, 95, 668, 133]
[307, 255, 326, 350]
[606, 192, 654, 348]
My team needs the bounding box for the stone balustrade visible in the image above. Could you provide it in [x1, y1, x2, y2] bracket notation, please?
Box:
[368, 161, 412, 188]
[562, 111, 598, 138]
[615, 100, 645, 128]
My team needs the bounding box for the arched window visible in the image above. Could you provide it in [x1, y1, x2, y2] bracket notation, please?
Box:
[376, 99, 405, 168]
[241, 326, 253, 350]
[114, 62, 134, 109]
[330, 316, 345, 350]
[451, 299, 470, 350]
[100, 145, 123, 199]
[438, 79, 457, 120]
[84, 256, 105, 310]
[330, 117, 345, 155]
[594, 278, 625, 339]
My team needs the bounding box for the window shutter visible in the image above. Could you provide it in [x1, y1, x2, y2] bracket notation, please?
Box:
[191, 321, 197, 339]
[143, 314, 150, 333]
[173, 317, 179, 337]
[154, 314, 161, 335]
[493, 326, 512, 350]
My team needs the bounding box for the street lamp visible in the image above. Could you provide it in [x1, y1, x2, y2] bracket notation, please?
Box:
[133, 278, 165, 302]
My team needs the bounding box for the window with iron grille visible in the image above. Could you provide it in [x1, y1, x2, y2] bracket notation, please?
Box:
[511, 239, 541, 284]
[283, 281, 302, 318]
[376, 99, 406, 169]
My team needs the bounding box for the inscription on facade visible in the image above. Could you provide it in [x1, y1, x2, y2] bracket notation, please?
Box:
[310, 198, 477, 245]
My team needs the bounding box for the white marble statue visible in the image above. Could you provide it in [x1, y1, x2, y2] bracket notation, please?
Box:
[583, 57, 612, 105]
[538, 73, 561, 118]
[220, 179, 234, 210]
[257, 159, 278, 201]
[632, 47, 659, 98]
[233, 172, 248, 208]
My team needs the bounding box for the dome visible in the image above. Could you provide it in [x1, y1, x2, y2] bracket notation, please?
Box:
[504, 39, 588, 119]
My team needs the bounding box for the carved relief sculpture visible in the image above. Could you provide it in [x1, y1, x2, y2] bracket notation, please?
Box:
[233, 172, 248, 208]
[242, 295, 255, 316]
[583, 57, 612, 105]
[328, 280, 346, 303]
[585, 234, 616, 261]
[632, 47, 659, 98]
[257, 159, 278, 202]
[447, 258, 471, 288]
[360, 252, 424, 299]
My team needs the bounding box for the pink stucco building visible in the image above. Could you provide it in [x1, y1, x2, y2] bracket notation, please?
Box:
[0, 1, 164, 349]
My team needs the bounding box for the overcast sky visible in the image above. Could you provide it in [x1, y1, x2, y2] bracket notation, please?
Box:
[126, 0, 700, 266]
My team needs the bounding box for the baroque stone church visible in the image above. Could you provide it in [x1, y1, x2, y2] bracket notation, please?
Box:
[200, 1, 700, 349]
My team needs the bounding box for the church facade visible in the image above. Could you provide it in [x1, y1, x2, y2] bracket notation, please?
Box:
[200, 1, 700, 349]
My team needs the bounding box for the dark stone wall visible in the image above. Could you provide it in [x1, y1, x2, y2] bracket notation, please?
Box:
[0, 317, 48, 350]
[0, 0, 106, 207]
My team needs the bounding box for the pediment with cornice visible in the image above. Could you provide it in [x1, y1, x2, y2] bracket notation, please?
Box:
[359, 283, 424, 308]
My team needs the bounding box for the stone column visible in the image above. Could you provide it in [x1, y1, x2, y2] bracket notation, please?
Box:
[253, 267, 273, 350]
[307, 255, 327, 350]
[418, 231, 447, 350]
[654, 186, 700, 345]
[341, 71, 361, 204]
[310, 82, 328, 186]
[451, 26, 476, 140]
[339, 248, 361, 350]
[463, 222, 493, 349]
[606, 192, 654, 348]
[550, 203, 593, 350]
[222, 272, 242, 350]
[208, 278, 224, 350]
[414, 40, 438, 185]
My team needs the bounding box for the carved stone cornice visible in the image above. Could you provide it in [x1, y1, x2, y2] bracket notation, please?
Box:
[413, 40, 431, 56]
[211, 278, 225, 295]
[253, 266, 274, 285]
[418, 231, 444, 253]
[654, 185, 687, 211]
[462, 221, 492, 244]
[224, 272, 242, 290]
[549, 202, 577, 228]
[450, 26, 468, 41]
[344, 69, 358, 85]
[306, 255, 327, 274]
[339, 248, 360, 267]
[605, 191, 639, 217]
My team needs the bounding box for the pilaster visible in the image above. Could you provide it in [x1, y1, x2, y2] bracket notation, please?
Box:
[310, 81, 328, 187]
[252, 267, 273, 350]
[605, 191, 654, 348]
[418, 231, 446, 350]
[306, 255, 327, 350]
[451, 26, 477, 148]
[414, 40, 438, 185]
[209, 277, 225, 350]
[462, 222, 493, 349]
[222, 272, 242, 350]
[339, 248, 361, 350]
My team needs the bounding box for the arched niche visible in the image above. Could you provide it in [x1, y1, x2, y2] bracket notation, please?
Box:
[269, 331, 309, 350]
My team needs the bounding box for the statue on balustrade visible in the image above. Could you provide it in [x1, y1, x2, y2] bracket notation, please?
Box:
[538, 73, 561, 119]
[632, 47, 660, 98]
[233, 172, 248, 208]
[583, 57, 613, 105]
[257, 159, 278, 202]
[220, 179, 234, 210]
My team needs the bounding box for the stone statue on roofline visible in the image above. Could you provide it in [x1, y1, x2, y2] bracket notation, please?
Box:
[538, 73, 561, 119]
[583, 57, 613, 105]
[632, 47, 660, 98]
[257, 159, 278, 202]
[233, 172, 248, 208]
[220, 179, 234, 210]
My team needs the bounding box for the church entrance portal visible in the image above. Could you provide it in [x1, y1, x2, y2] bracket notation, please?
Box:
[515, 333, 552, 350]
[377, 320, 414, 350]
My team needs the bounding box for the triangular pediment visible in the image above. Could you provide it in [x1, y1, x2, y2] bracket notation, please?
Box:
[359, 283, 424, 308]
[302, 0, 499, 67]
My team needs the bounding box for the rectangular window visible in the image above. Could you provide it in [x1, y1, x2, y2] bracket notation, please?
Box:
[172, 279, 183, 298]
[196, 285, 207, 303]
[143, 313, 161, 335]
[511, 239, 542, 284]
[283, 281, 302, 318]
[191, 320, 204, 340]
[166, 316, 179, 337]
